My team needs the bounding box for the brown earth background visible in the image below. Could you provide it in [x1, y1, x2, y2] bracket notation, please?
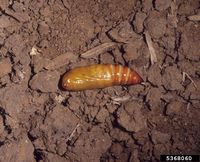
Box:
[0, 0, 200, 162]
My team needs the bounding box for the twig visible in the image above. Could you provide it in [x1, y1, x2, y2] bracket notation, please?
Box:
[182, 72, 197, 89]
[145, 31, 157, 65]
[80, 42, 116, 58]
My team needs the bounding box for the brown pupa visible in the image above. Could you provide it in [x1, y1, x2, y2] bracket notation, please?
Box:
[62, 64, 143, 91]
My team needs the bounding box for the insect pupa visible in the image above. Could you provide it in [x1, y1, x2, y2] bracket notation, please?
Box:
[62, 64, 143, 91]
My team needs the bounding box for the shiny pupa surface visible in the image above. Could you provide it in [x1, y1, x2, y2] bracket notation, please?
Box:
[62, 64, 143, 91]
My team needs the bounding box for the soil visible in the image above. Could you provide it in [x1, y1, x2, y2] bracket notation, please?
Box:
[0, 0, 200, 162]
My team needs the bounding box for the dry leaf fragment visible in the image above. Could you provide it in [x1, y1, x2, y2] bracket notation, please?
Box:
[80, 42, 116, 58]
[30, 46, 41, 56]
[145, 31, 157, 65]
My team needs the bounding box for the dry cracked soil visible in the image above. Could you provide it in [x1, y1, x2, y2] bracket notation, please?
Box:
[0, 0, 200, 162]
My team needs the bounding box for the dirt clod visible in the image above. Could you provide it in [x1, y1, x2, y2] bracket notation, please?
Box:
[166, 101, 183, 115]
[117, 101, 146, 132]
[0, 135, 35, 162]
[44, 52, 77, 70]
[146, 11, 167, 39]
[151, 130, 171, 144]
[29, 71, 60, 92]
[155, 0, 171, 11]
[0, 58, 12, 78]
[162, 65, 183, 91]
[133, 11, 147, 33]
[108, 21, 140, 43]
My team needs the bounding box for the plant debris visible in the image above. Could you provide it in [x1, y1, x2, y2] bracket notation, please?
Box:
[145, 31, 158, 65]
[188, 15, 200, 21]
[182, 72, 197, 89]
